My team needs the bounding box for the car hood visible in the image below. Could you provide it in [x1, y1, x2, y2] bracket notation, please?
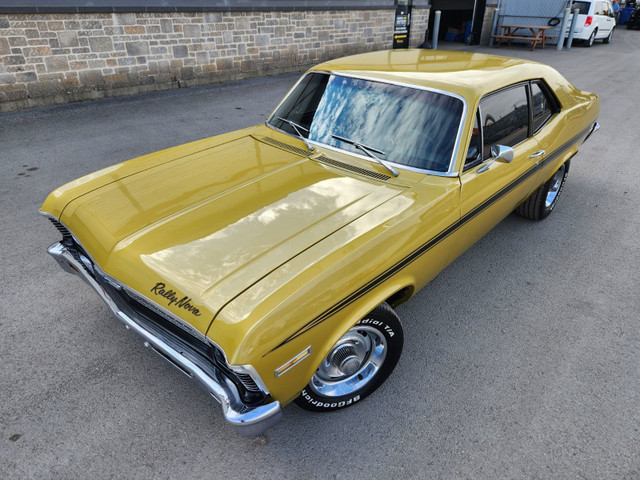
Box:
[60, 132, 406, 335]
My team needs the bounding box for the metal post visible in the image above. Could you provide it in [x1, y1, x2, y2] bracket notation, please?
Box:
[489, 8, 500, 47]
[556, 8, 571, 50]
[432, 10, 441, 49]
[566, 8, 580, 50]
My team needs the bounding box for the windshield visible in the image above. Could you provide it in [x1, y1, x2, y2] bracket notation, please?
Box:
[268, 73, 465, 173]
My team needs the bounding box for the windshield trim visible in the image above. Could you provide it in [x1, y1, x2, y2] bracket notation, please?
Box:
[265, 70, 468, 177]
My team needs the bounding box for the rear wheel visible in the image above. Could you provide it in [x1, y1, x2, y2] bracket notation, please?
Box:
[586, 29, 597, 47]
[603, 27, 614, 44]
[515, 161, 570, 221]
[294, 303, 403, 412]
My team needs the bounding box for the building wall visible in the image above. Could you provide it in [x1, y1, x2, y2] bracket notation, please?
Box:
[0, 8, 429, 112]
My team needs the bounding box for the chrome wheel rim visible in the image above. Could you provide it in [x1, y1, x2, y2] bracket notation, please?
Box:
[545, 164, 565, 208]
[309, 326, 387, 398]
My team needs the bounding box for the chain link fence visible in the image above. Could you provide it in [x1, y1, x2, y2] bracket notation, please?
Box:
[498, 0, 572, 44]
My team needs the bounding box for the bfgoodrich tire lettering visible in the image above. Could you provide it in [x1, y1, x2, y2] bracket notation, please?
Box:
[516, 160, 570, 220]
[294, 303, 403, 412]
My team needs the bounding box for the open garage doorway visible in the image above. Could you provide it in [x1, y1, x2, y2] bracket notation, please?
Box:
[428, 0, 487, 45]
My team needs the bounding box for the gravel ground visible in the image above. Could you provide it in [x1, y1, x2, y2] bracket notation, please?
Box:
[1, 29, 639, 479]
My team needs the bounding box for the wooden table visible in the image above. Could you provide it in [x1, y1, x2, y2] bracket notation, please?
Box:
[492, 24, 554, 51]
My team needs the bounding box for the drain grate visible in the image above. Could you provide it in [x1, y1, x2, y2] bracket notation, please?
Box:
[258, 136, 390, 181]
[259, 136, 310, 157]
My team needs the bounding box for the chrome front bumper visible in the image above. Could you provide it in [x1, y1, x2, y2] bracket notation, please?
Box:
[48, 242, 282, 437]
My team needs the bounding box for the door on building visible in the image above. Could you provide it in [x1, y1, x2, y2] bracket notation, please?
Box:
[428, 0, 487, 45]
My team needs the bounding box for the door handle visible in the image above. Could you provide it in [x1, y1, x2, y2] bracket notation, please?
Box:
[529, 150, 545, 158]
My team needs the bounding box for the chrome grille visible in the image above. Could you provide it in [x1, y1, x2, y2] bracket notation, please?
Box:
[114, 284, 264, 400]
[315, 155, 391, 181]
[121, 288, 210, 345]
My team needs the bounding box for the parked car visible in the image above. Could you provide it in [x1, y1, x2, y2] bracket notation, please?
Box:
[567, 0, 616, 46]
[41, 50, 600, 436]
[627, 5, 640, 28]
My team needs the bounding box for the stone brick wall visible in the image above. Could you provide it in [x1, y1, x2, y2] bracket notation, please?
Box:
[410, 8, 430, 47]
[0, 8, 429, 112]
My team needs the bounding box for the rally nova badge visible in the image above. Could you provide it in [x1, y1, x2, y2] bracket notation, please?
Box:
[150, 282, 202, 317]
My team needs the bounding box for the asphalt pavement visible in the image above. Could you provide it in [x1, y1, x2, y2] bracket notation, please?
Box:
[1, 30, 639, 479]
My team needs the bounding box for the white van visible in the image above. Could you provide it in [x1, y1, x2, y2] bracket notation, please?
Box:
[567, 0, 616, 46]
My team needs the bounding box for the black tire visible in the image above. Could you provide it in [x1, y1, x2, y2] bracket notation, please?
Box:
[603, 27, 614, 44]
[627, 22, 633, 30]
[294, 303, 403, 412]
[585, 29, 597, 47]
[516, 160, 570, 221]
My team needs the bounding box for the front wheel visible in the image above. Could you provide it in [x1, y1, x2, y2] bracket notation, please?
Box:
[603, 27, 614, 44]
[515, 160, 570, 220]
[294, 303, 403, 412]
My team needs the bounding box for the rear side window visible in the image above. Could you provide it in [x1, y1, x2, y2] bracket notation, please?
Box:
[531, 81, 554, 132]
[572, 1, 591, 14]
[479, 85, 529, 159]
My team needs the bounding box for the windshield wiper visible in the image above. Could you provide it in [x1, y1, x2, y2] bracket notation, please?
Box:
[331, 134, 399, 177]
[276, 117, 314, 152]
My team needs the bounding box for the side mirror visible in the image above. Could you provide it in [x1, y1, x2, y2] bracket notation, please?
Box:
[490, 144, 514, 163]
[477, 144, 514, 173]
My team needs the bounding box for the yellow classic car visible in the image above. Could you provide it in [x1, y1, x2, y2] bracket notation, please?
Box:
[41, 50, 599, 436]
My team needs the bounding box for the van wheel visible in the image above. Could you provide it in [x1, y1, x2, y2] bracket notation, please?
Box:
[586, 29, 597, 47]
[516, 161, 570, 220]
[603, 27, 614, 44]
[294, 303, 403, 412]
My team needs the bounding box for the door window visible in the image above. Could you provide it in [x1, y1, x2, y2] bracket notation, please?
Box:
[531, 81, 554, 132]
[479, 85, 529, 159]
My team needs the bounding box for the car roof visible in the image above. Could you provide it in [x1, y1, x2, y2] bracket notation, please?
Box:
[311, 49, 563, 102]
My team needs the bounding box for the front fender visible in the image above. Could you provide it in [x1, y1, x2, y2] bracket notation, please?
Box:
[209, 177, 460, 405]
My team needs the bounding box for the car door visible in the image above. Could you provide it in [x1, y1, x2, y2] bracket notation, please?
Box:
[454, 84, 542, 254]
[604, 2, 615, 34]
[595, 1, 615, 37]
[527, 80, 565, 188]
